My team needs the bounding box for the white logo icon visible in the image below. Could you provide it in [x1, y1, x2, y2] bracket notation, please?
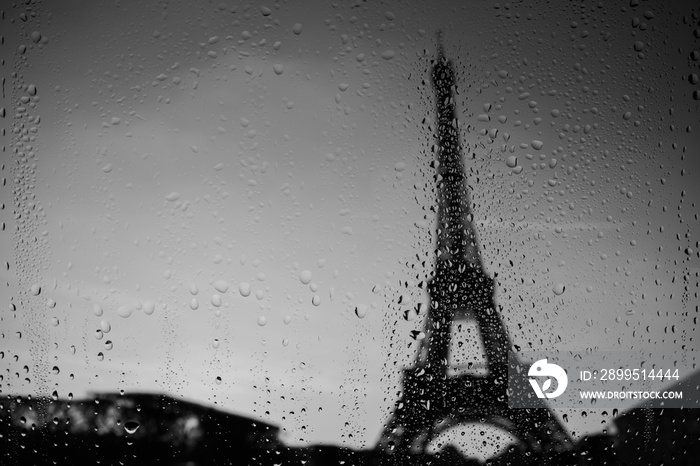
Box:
[528, 359, 568, 399]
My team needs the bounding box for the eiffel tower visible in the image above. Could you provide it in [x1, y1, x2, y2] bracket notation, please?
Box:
[379, 35, 573, 461]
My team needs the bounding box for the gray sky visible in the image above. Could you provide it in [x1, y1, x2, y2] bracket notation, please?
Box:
[2, 0, 699, 459]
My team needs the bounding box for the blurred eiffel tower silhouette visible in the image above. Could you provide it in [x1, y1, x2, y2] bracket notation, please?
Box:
[379, 33, 572, 461]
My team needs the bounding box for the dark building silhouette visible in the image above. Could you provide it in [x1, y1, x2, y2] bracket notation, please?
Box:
[1, 392, 280, 465]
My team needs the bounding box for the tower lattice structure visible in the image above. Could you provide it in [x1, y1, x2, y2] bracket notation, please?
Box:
[379, 37, 572, 461]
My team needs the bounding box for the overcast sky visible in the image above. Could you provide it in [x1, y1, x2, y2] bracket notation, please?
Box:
[2, 0, 699, 459]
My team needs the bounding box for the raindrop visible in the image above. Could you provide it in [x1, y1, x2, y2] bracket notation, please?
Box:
[299, 270, 313, 284]
[124, 421, 140, 434]
[292, 23, 303, 35]
[239, 282, 251, 297]
[190, 298, 199, 310]
[30, 284, 41, 296]
[211, 294, 222, 307]
[93, 303, 104, 316]
[506, 155, 518, 168]
[143, 301, 155, 315]
[257, 316, 267, 326]
[104, 341, 113, 350]
[552, 284, 566, 295]
[273, 64, 284, 75]
[355, 305, 368, 318]
[117, 305, 134, 318]
[165, 192, 180, 202]
[51, 317, 59, 327]
[381, 50, 396, 60]
[312, 295, 321, 306]
[213, 280, 229, 293]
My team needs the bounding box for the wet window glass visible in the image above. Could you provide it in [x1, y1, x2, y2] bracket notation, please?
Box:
[1, 1, 699, 465]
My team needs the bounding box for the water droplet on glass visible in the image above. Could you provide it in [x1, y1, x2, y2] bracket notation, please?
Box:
[213, 280, 229, 293]
[381, 50, 396, 60]
[30, 284, 41, 296]
[239, 282, 251, 297]
[165, 192, 180, 202]
[355, 305, 368, 318]
[312, 295, 321, 306]
[93, 303, 103, 316]
[552, 283, 566, 295]
[143, 301, 155, 315]
[292, 23, 303, 35]
[506, 155, 518, 168]
[257, 316, 267, 326]
[273, 64, 284, 75]
[190, 298, 199, 310]
[299, 270, 313, 284]
[117, 305, 134, 318]
[51, 317, 59, 327]
[124, 421, 140, 434]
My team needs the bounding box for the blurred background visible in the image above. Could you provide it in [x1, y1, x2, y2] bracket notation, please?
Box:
[1, 0, 699, 464]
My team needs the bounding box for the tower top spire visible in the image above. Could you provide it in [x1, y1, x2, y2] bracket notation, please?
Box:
[436, 30, 445, 59]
